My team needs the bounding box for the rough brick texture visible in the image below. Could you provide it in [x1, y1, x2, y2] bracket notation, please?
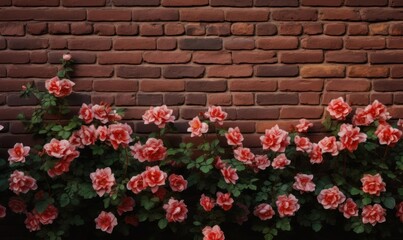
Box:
[0, 0, 402, 151]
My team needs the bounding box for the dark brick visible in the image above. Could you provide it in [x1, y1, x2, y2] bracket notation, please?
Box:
[257, 93, 298, 105]
[117, 66, 161, 78]
[137, 94, 163, 106]
[186, 93, 207, 105]
[186, 80, 227, 92]
[179, 38, 222, 50]
[237, 108, 280, 120]
[373, 80, 403, 91]
[255, 0, 299, 7]
[163, 66, 205, 78]
[255, 65, 299, 77]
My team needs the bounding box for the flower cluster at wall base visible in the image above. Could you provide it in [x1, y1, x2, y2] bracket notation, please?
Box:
[0, 55, 402, 240]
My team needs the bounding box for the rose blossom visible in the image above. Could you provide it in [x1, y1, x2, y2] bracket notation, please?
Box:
[293, 173, 315, 193]
[317, 186, 346, 209]
[127, 174, 146, 194]
[276, 194, 300, 217]
[62, 53, 72, 61]
[8, 197, 26, 214]
[318, 136, 339, 156]
[260, 125, 290, 152]
[117, 197, 135, 216]
[204, 106, 227, 125]
[398, 119, 403, 129]
[253, 203, 275, 220]
[95, 211, 118, 234]
[130, 138, 167, 162]
[69, 131, 83, 148]
[338, 124, 367, 152]
[365, 100, 390, 122]
[25, 212, 41, 232]
[271, 154, 291, 170]
[92, 103, 110, 124]
[361, 173, 386, 196]
[47, 156, 77, 178]
[90, 167, 116, 197]
[142, 166, 167, 193]
[200, 194, 215, 212]
[97, 126, 108, 142]
[233, 147, 255, 165]
[9, 170, 37, 195]
[225, 127, 244, 146]
[44, 139, 71, 158]
[0, 205, 5, 218]
[142, 105, 175, 128]
[36, 204, 58, 225]
[375, 123, 402, 146]
[8, 143, 30, 164]
[187, 116, 208, 137]
[214, 156, 226, 169]
[216, 192, 234, 211]
[294, 136, 312, 153]
[326, 97, 352, 120]
[252, 154, 270, 172]
[362, 204, 386, 226]
[0, 124, 3, 131]
[168, 174, 188, 192]
[202, 225, 225, 240]
[309, 143, 323, 164]
[78, 125, 98, 146]
[45, 76, 75, 98]
[220, 166, 239, 184]
[107, 123, 133, 150]
[295, 119, 313, 133]
[79, 103, 94, 124]
[338, 198, 358, 219]
[352, 108, 373, 126]
[396, 202, 403, 223]
[163, 198, 188, 223]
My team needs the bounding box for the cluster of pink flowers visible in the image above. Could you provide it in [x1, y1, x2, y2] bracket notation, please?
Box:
[142, 105, 175, 128]
[45, 76, 75, 98]
[130, 138, 167, 162]
[43, 139, 80, 177]
[260, 125, 290, 152]
[79, 103, 122, 125]
[25, 205, 59, 232]
[199, 192, 234, 212]
[127, 166, 167, 194]
[353, 100, 391, 126]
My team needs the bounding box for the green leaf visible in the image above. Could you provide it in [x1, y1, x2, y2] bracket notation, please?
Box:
[158, 219, 168, 229]
[51, 125, 63, 131]
[200, 165, 213, 174]
[312, 222, 322, 232]
[59, 193, 70, 207]
[382, 197, 396, 209]
[350, 187, 361, 196]
[362, 197, 371, 205]
[353, 225, 365, 234]
[35, 198, 54, 213]
[77, 183, 97, 199]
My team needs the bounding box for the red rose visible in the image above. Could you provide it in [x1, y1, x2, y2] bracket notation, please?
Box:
[163, 198, 188, 223]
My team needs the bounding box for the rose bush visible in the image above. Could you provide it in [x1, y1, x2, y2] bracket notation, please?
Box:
[0, 55, 402, 240]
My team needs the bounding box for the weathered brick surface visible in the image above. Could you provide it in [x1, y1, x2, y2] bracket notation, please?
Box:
[0, 0, 401, 151]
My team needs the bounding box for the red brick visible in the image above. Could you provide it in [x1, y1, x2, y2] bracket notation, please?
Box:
[255, 0, 298, 7]
[345, 0, 387, 6]
[26, 23, 47, 35]
[165, 93, 185, 106]
[92, 93, 114, 104]
[387, 37, 403, 49]
[224, 37, 255, 50]
[229, 79, 277, 92]
[180, 9, 224, 22]
[49, 23, 70, 35]
[233, 93, 254, 106]
[325, 51, 367, 63]
[162, 0, 208, 6]
[140, 24, 163, 36]
[391, 0, 403, 6]
[137, 94, 163, 106]
[0, 79, 34, 91]
[0, 23, 24, 36]
[186, 93, 206, 105]
[299, 93, 321, 105]
[257, 93, 299, 105]
[93, 79, 138, 92]
[140, 80, 185, 92]
[49, 38, 67, 49]
[324, 93, 348, 105]
[371, 93, 393, 105]
[165, 23, 185, 36]
[0, 0, 11, 6]
[208, 93, 232, 106]
[280, 51, 323, 63]
[73, 65, 114, 78]
[63, 0, 106, 6]
[3, 9, 86, 21]
[115, 93, 136, 106]
[98, 52, 142, 65]
[390, 23, 403, 35]
[301, 65, 345, 78]
[256, 23, 277, 36]
[370, 52, 403, 64]
[348, 23, 368, 35]
[116, 24, 138, 36]
[185, 24, 206, 36]
[207, 65, 253, 78]
[320, 9, 361, 21]
[132, 9, 179, 21]
[257, 37, 298, 50]
[346, 93, 369, 106]
[361, 9, 403, 22]
[231, 23, 254, 36]
[256, 65, 299, 77]
[163, 66, 205, 78]
[7, 93, 38, 106]
[8, 38, 48, 50]
[303, 23, 323, 35]
[324, 23, 346, 36]
[395, 93, 403, 104]
[48, 51, 96, 64]
[114, 0, 160, 6]
[373, 80, 403, 92]
[280, 107, 323, 119]
[193, 51, 232, 64]
[13, 0, 59, 6]
[233, 51, 276, 64]
[114, 38, 156, 50]
[348, 66, 389, 78]
[117, 66, 161, 78]
[94, 24, 115, 36]
[186, 80, 227, 92]
[0, 51, 29, 64]
[272, 9, 317, 21]
[88, 10, 131, 21]
[345, 37, 385, 50]
[70, 79, 93, 91]
[68, 38, 111, 50]
[301, 37, 343, 50]
[237, 107, 279, 120]
[7, 66, 57, 78]
[391, 66, 403, 78]
[179, 38, 222, 50]
[369, 23, 389, 36]
[326, 79, 371, 92]
[71, 23, 93, 35]
[301, 0, 342, 6]
[157, 38, 177, 50]
[0, 107, 35, 120]
[143, 51, 191, 64]
[278, 24, 302, 36]
[225, 10, 269, 22]
[206, 23, 231, 36]
[30, 51, 47, 63]
[279, 79, 323, 92]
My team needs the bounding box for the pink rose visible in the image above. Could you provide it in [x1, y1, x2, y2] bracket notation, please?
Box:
[90, 167, 115, 197]
[44, 139, 71, 158]
[317, 186, 346, 209]
[95, 211, 118, 234]
[352, 108, 373, 126]
[79, 103, 94, 124]
[338, 198, 358, 219]
[9, 170, 37, 195]
[142, 105, 175, 128]
[271, 153, 291, 170]
[163, 198, 188, 223]
[318, 136, 340, 156]
[260, 125, 290, 152]
[338, 124, 367, 152]
[0, 124, 3, 131]
[365, 100, 390, 123]
[309, 143, 323, 164]
[117, 197, 135, 216]
[361, 173, 386, 196]
[8, 143, 30, 164]
[295, 119, 313, 133]
[216, 192, 234, 211]
[362, 204, 386, 226]
[276, 194, 300, 217]
[294, 136, 312, 153]
[204, 106, 227, 125]
[8, 197, 26, 214]
[233, 147, 255, 165]
[168, 174, 188, 192]
[375, 123, 402, 146]
[253, 203, 275, 220]
[142, 166, 167, 193]
[62, 53, 72, 61]
[0, 204, 6, 218]
[36, 204, 58, 225]
[326, 97, 351, 120]
[96, 126, 108, 142]
[200, 194, 215, 212]
[25, 212, 41, 232]
[78, 125, 98, 146]
[396, 202, 403, 223]
[92, 104, 110, 124]
[69, 131, 83, 148]
[47, 156, 77, 178]
[127, 174, 146, 194]
[45, 76, 75, 98]
[225, 127, 244, 146]
[220, 166, 238, 184]
[214, 156, 227, 169]
[202, 225, 225, 240]
[187, 116, 208, 137]
[107, 123, 133, 150]
[130, 138, 167, 162]
[251, 154, 270, 172]
[293, 173, 315, 193]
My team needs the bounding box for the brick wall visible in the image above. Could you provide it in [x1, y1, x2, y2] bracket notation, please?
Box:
[1, 0, 403, 148]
